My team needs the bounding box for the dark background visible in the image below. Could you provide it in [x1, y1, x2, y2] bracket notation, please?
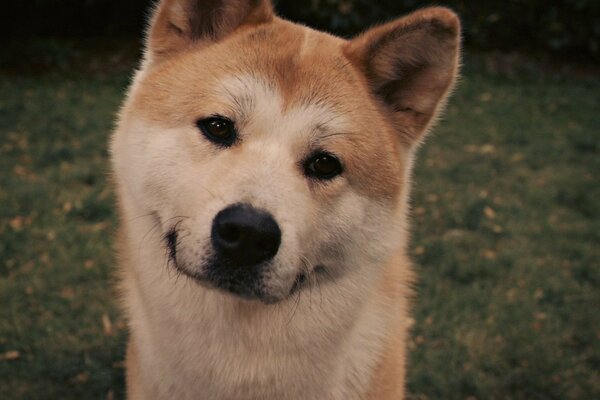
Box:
[3, 0, 600, 62]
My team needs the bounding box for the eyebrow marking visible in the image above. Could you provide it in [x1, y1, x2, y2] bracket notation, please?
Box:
[218, 74, 278, 126]
[318, 131, 358, 141]
[222, 86, 254, 124]
[309, 123, 358, 149]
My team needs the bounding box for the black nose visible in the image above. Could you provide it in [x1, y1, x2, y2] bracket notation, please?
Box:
[211, 204, 281, 266]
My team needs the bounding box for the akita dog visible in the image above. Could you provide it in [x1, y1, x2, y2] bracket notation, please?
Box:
[110, 0, 460, 398]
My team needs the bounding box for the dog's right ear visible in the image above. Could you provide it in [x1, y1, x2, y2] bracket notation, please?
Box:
[344, 8, 461, 147]
[146, 0, 274, 61]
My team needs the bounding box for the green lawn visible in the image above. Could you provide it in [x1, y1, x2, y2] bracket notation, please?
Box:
[1, 56, 599, 399]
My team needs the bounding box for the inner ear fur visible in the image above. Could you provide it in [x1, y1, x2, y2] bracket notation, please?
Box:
[345, 7, 461, 146]
[148, 0, 274, 60]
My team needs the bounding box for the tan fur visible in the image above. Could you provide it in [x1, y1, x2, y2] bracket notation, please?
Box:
[366, 254, 415, 399]
[111, 1, 460, 399]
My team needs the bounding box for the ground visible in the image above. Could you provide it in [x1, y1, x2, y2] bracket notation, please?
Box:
[0, 54, 598, 399]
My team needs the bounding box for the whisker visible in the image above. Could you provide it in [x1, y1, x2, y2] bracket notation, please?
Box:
[137, 218, 162, 260]
[299, 256, 314, 310]
[127, 212, 157, 224]
[285, 281, 303, 326]
[196, 182, 225, 202]
[163, 242, 174, 278]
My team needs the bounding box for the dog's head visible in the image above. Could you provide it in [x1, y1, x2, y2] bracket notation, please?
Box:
[112, 0, 460, 303]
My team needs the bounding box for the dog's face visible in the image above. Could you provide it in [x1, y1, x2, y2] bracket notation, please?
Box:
[112, 0, 460, 303]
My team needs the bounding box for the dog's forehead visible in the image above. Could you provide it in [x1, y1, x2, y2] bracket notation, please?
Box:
[222, 21, 360, 110]
[136, 20, 379, 144]
[193, 22, 375, 140]
[136, 21, 362, 124]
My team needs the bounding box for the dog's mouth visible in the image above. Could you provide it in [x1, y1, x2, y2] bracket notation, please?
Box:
[164, 226, 327, 304]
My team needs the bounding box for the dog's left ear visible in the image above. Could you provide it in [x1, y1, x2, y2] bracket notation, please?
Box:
[147, 0, 274, 62]
[345, 7, 461, 146]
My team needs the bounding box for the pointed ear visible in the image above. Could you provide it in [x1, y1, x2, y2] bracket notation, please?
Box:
[147, 0, 274, 61]
[345, 7, 461, 146]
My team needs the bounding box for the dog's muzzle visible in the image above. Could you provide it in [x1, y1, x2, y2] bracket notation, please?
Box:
[205, 203, 282, 301]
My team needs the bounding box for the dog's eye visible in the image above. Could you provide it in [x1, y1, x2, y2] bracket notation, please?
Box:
[196, 116, 236, 147]
[304, 152, 343, 180]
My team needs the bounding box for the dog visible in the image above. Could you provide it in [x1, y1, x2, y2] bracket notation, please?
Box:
[110, 0, 460, 398]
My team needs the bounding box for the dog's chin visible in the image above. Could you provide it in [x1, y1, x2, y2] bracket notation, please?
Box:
[170, 259, 311, 305]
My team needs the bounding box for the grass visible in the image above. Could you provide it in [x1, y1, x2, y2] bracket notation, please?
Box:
[1, 55, 599, 399]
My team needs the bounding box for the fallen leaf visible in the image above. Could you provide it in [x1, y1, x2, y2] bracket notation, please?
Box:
[492, 225, 503, 233]
[480, 144, 495, 154]
[480, 92, 493, 102]
[102, 314, 113, 336]
[426, 194, 439, 203]
[414, 207, 426, 216]
[484, 206, 496, 219]
[534, 288, 544, 300]
[40, 253, 50, 265]
[60, 287, 75, 300]
[1, 351, 20, 361]
[511, 153, 525, 162]
[535, 312, 547, 320]
[9, 216, 24, 230]
[91, 222, 109, 232]
[482, 250, 497, 260]
[13, 165, 27, 176]
[74, 372, 90, 383]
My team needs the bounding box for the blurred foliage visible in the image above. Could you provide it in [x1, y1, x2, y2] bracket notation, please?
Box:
[276, 0, 600, 60]
[2, 0, 599, 61]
